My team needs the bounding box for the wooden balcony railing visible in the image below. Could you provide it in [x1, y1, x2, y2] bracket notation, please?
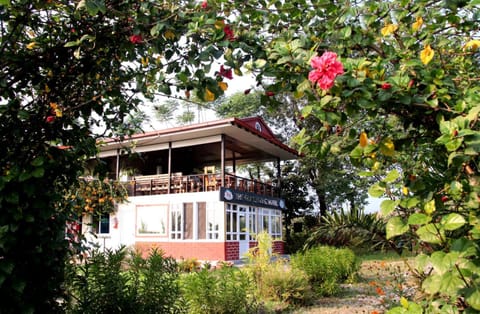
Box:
[124, 173, 279, 197]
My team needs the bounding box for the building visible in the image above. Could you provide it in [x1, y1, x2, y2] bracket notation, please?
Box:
[83, 116, 299, 261]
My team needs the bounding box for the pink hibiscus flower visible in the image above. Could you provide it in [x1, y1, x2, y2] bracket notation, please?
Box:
[308, 51, 344, 90]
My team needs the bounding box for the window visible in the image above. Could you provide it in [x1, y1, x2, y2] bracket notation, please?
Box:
[248, 207, 257, 240]
[170, 204, 183, 240]
[226, 204, 238, 240]
[206, 202, 220, 239]
[93, 214, 110, 235]
[257, 208, 282, 239]
[136, 205, 167, 236]
[271, 210, 282, 239]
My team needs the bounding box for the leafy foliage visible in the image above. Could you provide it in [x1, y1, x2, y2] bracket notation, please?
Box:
[65, 247, 182, 313]
[243, 232, 314, 310]
[64, 178, 128, 216]
[290, 246, 360, 296]
[304, 207, 397, 253]
[1, 0, 479, 312]
[179, 266, 257, 314]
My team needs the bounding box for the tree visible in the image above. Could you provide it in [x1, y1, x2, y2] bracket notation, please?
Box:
[0, 0, 245, 311]
[222, 0, 479, 311]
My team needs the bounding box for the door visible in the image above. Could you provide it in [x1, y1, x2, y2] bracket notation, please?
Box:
[238, 206, 250, 258]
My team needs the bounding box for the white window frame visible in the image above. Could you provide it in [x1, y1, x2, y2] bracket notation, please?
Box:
[206, 202, 220, 240]
[170, 203, 183, 240]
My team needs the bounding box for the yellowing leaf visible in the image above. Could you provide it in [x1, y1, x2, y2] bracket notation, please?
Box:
[381, 23, 398, 37]
[214, 20, 225, 30]
[420, 44, 434, 65]
[218, 81, 228, 91]
[400, 296, 409, 309]
[54, 108, 63, 117]
[141, 57, 149, 66]
[204, 88, 215, 101]
[164, 30, 175, 40]
[45, 84, 51, 93]
[359, 132, 368, 147]
[402, 186, 409, 195]
[464, 39, 480, 51]
[424, 199, 436, 215]
[380, 138, 395, 156]
[412, 16, 423, 32]
[26, 42, 37, 50]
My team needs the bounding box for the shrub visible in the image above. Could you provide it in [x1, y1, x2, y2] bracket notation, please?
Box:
[260, 259, 313, 307]
[179, 266, 257, 314]
[126, 248, 183, 313]
[65, 246, 183, 313]
[177, 257, 201, 272]
[243, 231, 313, 310]
[290, 246, 359, 296]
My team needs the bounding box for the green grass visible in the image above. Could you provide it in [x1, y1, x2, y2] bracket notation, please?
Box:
[357, 249, 415, 262]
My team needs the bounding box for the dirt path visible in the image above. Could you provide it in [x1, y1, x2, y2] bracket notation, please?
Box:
[295, 259, 418, 314]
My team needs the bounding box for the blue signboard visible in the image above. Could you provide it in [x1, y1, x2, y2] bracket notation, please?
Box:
[219, 187, 286, 210]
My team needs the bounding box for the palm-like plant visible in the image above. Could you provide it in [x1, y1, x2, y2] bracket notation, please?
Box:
[303, 207, 399, 253]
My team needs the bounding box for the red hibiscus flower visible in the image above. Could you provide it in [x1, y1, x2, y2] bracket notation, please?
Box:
[129, 34, 143, 44]
[218, 65, 233, 80]
[381, 82, 392, 90]
[201, 0, 208, 9]
[265, 91, 275, 97]
[46, 115, 56, 123]
[308, 51, 344, 90]
[223, 25, 235, 42]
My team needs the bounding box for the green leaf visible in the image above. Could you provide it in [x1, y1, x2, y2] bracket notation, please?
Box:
[422, 274, 442, 294]
[296, 79, 310, 95]
[64, 40, 81, 47]
[440, 271, 465, 296]
[408, 213, 431, 225]
[31, 167, 45, 178]
[0, 0, 11, 6]
[466, 289, 480, 310]
[85, 0, 106, 16]
[386, 217, 409, 239]
[30, 157, 44, 167]
[18, 172, 31, 182]
[349, 146, 363, 159]
[254, 59, 267, 68]
[417, 223, 443, 244]
[384, 169, 400, 183]
[301, 105, 313, 118]
[445, 138, 463, 151]
[380, 199, 397, 216]
[368, 183, 385, 197]
[441, 213, 466, 231]
[400, 196, 421, 209]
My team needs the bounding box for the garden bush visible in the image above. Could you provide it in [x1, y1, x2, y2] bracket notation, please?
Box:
[259, 259, 313, 307]
[243, 231, 313, 311]
[290, 246, 359, 296]
[179, 265, 257, 314]
[65, 246, 183, 313]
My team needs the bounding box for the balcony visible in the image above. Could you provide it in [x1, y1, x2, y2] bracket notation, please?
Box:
[124, 173, 279, 197]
